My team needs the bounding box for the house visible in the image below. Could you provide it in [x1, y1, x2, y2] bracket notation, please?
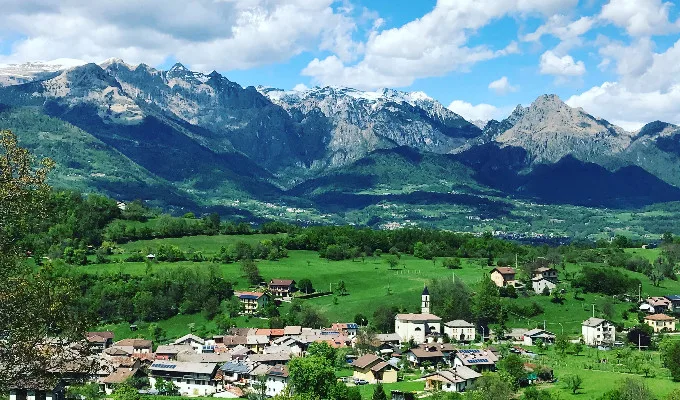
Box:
[246, 335, 270, 353]
[646, 297, 672, 313]
[507, 328, 529, 342]
[100, 367, 144, 395]
[582, 318, 615, 346]
[351, 354, 399, 383]
[214, 335, 248, 348]
[532, 277, 557, 294]
[9, 378, 65, 400]
[112, 339, 153, 354]
[522, 329, 555, 346]
[173, 334, 205, 352]
[644, 314, 676, 333]
[268, 279, 296, 298]
[490, 267, 517, 287]
[235, 292, 270, 314]
[255, 329, 285, 340]
[271, 336, 305, 356]
[155, 345, 194, 360]
[453, 349, 498, 372]
[532, 267, 558, 281]
[405, 346, 445, 367]
[664, 295, 680, 312]
[149, 361, 219, 396]
[220, 361, 253, 386]
[283, 326, 303, 336]
[263, 365, 289, 397]
[248, 352, 291, 366]
[86, 331, 114, 353]
[443, 320, 475, 342]
[423, 366, 482, 392]
[229, 345, 253, 360]
[331, 323, 359, 337]
[395, 313, 442, 345]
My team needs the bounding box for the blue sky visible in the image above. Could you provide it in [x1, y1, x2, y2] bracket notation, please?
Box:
[1, 0, 679, 128]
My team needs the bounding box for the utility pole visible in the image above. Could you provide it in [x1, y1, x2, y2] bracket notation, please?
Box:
[515, 253, 518, 270]
[543, 320, 546, 330]
[592, 304, 596, 318]
[639, 284, 642, 303]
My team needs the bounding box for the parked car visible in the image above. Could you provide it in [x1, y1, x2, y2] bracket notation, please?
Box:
[354, 379, 368, 385]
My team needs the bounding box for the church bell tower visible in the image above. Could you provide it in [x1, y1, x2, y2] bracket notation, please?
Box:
[421, 286, 430, 314]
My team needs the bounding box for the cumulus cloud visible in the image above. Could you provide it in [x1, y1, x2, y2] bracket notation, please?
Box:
[488, 76, 518, 95]
[292, 83, 309, 92]
[600, 0, 680, 36]
[447, 100, 504, 122]
[302, 0, 577, 89]
[0, 0, 362, 71]
[523, 15, 595, 42]
[568, 38, 680, 128]
[539, 50, 586, 76]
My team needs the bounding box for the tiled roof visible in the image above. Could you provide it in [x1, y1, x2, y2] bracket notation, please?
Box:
[149, 360, 218, 375]
[100, 368, 138, 384]
[492, 267, 516, 275]
[645, 313, 675, 321]
[582, 317, 608, 327]
[352, 354, 382, 369]
[270, 279, 295, 286]
[409, 347, 444, 358]
[396, 313, 442, 322]
[445, 320, 474, 328]
[283, 326, 303, 335]
[114, 339, 152, 348]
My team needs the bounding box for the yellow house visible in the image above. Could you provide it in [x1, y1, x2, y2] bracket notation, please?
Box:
[490, 267, 517, 288]
[235, 291, 270, 314]
[351, 354, 398, 383]
[644, 314, 676, 333]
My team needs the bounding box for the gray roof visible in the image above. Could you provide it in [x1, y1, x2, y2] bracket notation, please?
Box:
[176, 352, 233, 363]
[247, 335, 270, 345]
[248, 352, 291, 363]
[149, 361, 217, 375]
[582, 317, 608, 327]
[283, 326, 302, 335]
[525, 329, 555, 338]
[395, 313, 441, 322]
[173, 334, 205, 345]
[445, 320, 474, 328]
[155, 344, 194, 355]
[375, 333, 402, 343]
[424, 366, 481, 384]
[220, 361, 252, 374]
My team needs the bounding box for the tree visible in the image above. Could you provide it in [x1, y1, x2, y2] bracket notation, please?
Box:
[307, 342, 337, 364]
[336, 280, 348, 296]
[329, 382, 362, 400]
[471, 373, 514, 400]
[287, 356, 336, 398]
[67, 383, 103, 400]
[522, 386, 555, 400]
[498, 353, 526, 389]
[355, 327, 378, 355]
[113, 382, 141, 400]
[666, 389, 680, 400]
[555, 333, 570, 354]
[473, 276, 500, 327]
[571, 341, 584, 356]
[148, 323, 166, 344]
[154, 377, 179, 396]
[660, 338, 680, 381]
[354, 313, 368, 326]
[442, 257, 462, 269]
[372, 382, 387, 400]
[598, 378, 655, 400]
[241, 259, 262, 286]
[385, 254, 400, 269]
[565, 374, 583, 394]
[298, 278, 314, 294]
[372, 305, 399, 333]
[429, 278, 473, 322]
[250, 375, 267, 400]
[0, 130, 93, 390]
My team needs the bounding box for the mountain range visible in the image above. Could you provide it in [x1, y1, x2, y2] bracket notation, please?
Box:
[1, 60, 680, 231]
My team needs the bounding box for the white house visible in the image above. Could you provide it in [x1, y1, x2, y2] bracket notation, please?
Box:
[423, 366, 482, 393]
[582, 318, 615, 346]
[532, 277, 557, 294]
[149, 361, 219, 396]
[395, 287, 442, 344]
[264, 365, 289, 397]
[522, 329, 555, 346]
[173, 334, 205, 353]
[443, 320, 475, 342]
[395, 313, 441, 345]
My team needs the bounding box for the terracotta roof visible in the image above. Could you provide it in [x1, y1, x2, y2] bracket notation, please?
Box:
[370, 361, 395, 372]
[492, 267, 516, 275]
[114, 339, 152, 348]
[645, 313, 675, 321]
[100, 368, 138, 384]
[284, 326, 303, 335]
[352, 354, 382, 369]
[86, 331, 114, 342]
[648, 297, 672, 306]
[270, 279, 295, 286]
[256, 328, 285, 336]
[218, 335, 248, 346]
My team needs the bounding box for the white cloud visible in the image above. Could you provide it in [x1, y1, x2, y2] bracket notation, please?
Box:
[523, 15, 595, 42]
[568, 38, 680, 128]
[447, 100, 504, 122]
[302, 0, 577, 89]
[600, 0, 680, 36]
[488, 76, 518, 95]
[539, 50, 586, 76]
[0, 0, 362, 71]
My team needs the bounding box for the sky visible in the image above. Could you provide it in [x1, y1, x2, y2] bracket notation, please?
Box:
[0, 0, 679, 130]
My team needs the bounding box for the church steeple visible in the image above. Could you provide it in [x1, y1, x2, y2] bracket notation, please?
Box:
[421, 286, 430, 314]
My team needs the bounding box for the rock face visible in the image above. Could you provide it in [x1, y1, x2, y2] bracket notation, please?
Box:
[259, 86, 482, 169]
[0, 59, 86, 86]
[494, 94, 633, 165]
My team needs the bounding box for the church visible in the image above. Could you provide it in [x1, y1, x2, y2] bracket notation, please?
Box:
[394, 287, 442, 344]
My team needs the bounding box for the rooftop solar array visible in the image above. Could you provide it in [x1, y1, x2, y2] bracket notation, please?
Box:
[458, 349, 481, 354]
[466, 359, 489, 363]
[151, 363, 177, 369]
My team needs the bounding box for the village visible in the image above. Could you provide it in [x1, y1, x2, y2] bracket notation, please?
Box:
[10, 267, 680, 400]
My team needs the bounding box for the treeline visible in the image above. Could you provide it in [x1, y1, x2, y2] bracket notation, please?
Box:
[69, 265, 233, 323]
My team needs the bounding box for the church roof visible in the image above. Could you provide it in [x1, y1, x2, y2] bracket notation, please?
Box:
[422, 286, 429, 296]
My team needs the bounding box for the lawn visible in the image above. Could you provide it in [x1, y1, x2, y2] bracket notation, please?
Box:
[357, 380, 424, 399]
[82, 236, 680, 339]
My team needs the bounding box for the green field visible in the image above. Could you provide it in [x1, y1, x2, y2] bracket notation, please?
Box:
[85, 235, 680, 339]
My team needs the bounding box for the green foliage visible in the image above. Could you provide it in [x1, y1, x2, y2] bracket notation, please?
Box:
[469, 373, 515, 400]
[67, 383, 103, 400]
[521, 386, 555, 400]
[154, 377, 179, 396]
[298, 278, 314, 294]
[597, 378, 656, 400]
[113, 383, 141, 400]
[564, 374, 583, 394]
[372, 305, 399, 333]
[429, 278, 473, 322]
[473, 276, 501, 326]
[660, 338, 680, 381]
[498, 353, 527, 389]
[287, 355, 336, 399]
[371, 382, 387, 400]
[241, 259, 262, 286]
[306, 342, 337, 364]
[572, 266, 641, 295]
